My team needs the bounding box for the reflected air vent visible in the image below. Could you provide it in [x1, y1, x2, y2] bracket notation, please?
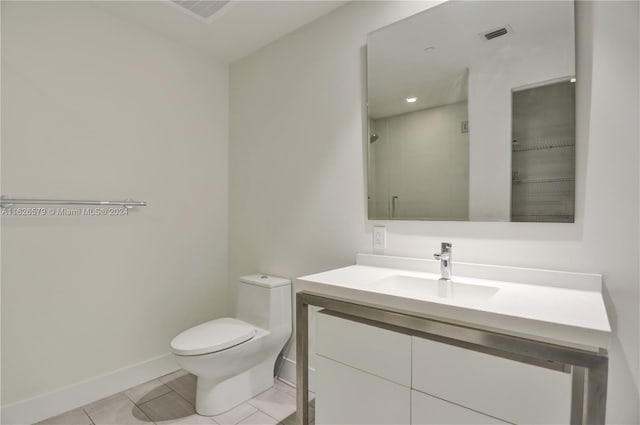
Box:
[481, 26, 512, 41]
[171, 1, 232, 22]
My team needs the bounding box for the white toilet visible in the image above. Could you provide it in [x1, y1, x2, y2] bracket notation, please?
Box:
[170, 274, 292, 416]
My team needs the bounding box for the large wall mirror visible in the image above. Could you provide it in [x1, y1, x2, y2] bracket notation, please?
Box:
[366, 1, 576, 222]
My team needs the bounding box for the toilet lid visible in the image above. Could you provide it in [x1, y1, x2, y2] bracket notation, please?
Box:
[170, 317, 256, 356]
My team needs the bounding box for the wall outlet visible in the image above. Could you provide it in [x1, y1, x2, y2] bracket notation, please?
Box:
[373, 226, 386, 250]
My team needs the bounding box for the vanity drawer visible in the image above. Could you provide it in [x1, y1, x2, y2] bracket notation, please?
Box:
[316, 355, 410, 425]
[411, 389, 508, 424]
[412, 338, 571, 424]
[316, 311, 411, 386]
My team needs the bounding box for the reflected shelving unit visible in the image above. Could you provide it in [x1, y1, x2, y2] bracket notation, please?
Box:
[511, 80, 576, 223]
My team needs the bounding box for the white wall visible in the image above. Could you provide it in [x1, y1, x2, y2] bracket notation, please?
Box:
[230, 1, 639, 423]
[1, 0, 229, 408]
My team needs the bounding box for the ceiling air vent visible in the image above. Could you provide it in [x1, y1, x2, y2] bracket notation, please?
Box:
[171, 0, 232, 22]
[480, 25, 513, 41]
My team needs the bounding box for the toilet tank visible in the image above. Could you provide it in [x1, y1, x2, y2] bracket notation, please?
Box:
[236, 275, 291, 336]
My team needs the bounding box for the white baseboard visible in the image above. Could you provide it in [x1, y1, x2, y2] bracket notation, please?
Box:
[1, 353, 179, 425]
[277, 356, 316, 392]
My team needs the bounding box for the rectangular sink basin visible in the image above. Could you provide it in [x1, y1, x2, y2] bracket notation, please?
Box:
[369, 275, 499, 303]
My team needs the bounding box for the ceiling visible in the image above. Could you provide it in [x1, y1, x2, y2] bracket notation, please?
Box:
[94, 1, 348, 63]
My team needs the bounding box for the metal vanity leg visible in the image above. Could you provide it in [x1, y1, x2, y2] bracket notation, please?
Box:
[584, 358, 608, 425]
[570, 366, 586, 424]
[296, 293, 309, 425]
[570, 359, 608, 425]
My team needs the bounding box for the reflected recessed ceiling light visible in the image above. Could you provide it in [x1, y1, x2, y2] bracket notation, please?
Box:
[570, 77, 577, 83]
[406, 97, 418, 103]
[424, 46, 436, 53]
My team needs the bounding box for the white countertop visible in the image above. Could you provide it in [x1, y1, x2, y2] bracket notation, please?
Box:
[298, 254, 611, 351]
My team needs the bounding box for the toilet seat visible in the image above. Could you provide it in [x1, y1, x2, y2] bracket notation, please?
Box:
[171, 317, 256, 356]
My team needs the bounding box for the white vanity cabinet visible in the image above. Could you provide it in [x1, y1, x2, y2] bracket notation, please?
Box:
[412, 338, 571, 424]
[315, 312, 411, 425]
[316, 356, 411, 425]
[315, 311, 572, 425]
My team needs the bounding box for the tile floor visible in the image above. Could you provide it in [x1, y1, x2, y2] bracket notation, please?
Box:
[35, 370, 315, 425]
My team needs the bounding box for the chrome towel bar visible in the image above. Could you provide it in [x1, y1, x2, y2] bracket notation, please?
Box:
[0, 197, 146, 208]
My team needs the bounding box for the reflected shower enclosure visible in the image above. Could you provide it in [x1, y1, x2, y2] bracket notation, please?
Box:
[368, 99, 470, 220]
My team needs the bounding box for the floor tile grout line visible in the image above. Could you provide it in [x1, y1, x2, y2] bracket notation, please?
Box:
[165, 384, 194, 407]
[226, 406, 258, 425]
[247, 402, 290, 423]
[246, 399, 299, 424]
[87, 393, 156, 425]
[208, 412, 222, 425]
[81, 407, 96, 425]
[245, 382, 301, 424]
[134, 400, 155, 425]
[157, 383, 223, 425]
[129, 387, 176, 408]
[134, 403, 157, 425]
[81, 406, 99, 425]
[259, 409, 289, 424]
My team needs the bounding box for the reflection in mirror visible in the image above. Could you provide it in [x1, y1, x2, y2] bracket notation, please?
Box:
[368, 97, 470, 220]
[366, 1, 575, 222]
[511, 80, 576, 222]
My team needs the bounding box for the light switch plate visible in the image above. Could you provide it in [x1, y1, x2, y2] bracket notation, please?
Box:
[373, 226, 386, 250]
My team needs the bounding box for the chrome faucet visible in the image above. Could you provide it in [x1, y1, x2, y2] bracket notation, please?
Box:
[433, 242, 452, 281]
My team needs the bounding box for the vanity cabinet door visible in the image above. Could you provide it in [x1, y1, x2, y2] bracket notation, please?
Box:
[316, 311, 411, 386]
[411, 390, 508, 425]
[412, 337, 571, 424]
[315, 355, 411, 425]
